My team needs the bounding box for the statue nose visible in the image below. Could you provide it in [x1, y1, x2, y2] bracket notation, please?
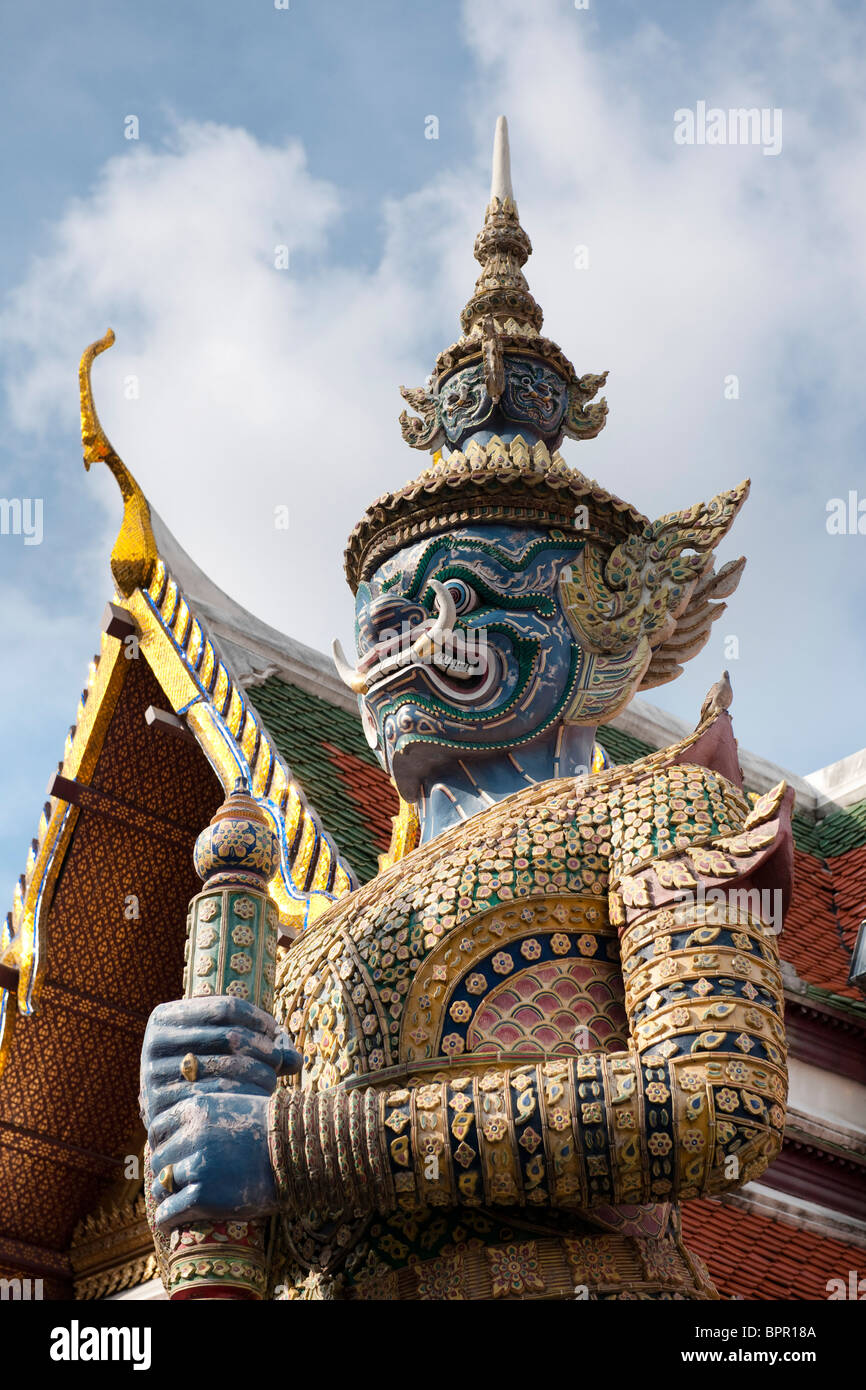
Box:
[359, 595, 426, 649]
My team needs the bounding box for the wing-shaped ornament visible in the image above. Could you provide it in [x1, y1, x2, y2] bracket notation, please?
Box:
[560, 479, 749, 720]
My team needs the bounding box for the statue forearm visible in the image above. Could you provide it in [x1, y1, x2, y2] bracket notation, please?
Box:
[269, 899, 786, 1220]
[617, 895, 787, 1201]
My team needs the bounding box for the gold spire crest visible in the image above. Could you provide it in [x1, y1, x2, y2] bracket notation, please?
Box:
[433, 115, 588, 394]
[79, 330, 158, 597]
[398, 117, 608, 452]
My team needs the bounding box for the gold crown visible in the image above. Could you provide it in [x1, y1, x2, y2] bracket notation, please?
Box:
[344, 435, 647, 592]
[345, 117, 622, 592]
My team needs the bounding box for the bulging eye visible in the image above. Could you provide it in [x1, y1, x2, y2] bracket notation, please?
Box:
[443, 578, 476, 615]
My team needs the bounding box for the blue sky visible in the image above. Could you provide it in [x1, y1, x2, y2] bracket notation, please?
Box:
[1, 0, 865, 910]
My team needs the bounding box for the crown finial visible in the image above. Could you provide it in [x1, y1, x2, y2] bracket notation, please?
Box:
[395, 116, 609, 462]
[490, 115, 514, 203]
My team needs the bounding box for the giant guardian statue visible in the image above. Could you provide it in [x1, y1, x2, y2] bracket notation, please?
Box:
[141, 118, 792, 1301]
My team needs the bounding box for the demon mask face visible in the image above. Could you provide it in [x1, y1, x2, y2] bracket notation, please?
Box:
[336, 483, 747, 805]
[339, 526, 588, 800]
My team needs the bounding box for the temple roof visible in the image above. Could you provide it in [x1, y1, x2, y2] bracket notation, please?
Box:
[0, 329, 380, 1086]
[147, 508, 349, 708]
[0, 393, 402, 1287]
[0, 502, 361, 1030]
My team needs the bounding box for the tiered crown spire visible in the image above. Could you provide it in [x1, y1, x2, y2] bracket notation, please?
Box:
[455, 116, 543, 364]
[347, 117, 620, 591]
[398, 116, 608, 455]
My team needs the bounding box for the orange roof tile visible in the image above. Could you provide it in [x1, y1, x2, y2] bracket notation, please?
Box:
[783, 849, 860, 1000]
[322, 742, 398, 855]
[826, 843, 866, 954]
[681, 1198, 861, 1299]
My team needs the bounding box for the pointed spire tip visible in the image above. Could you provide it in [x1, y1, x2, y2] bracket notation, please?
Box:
[490, 115, 513, 203]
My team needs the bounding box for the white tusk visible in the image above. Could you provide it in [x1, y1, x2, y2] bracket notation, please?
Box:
[409, 579, 457, 662]
[332, 638, 367, 693]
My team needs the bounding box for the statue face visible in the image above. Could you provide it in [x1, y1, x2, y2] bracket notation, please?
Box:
[437, 357, 569, 450]
[353, 525, 587, 801]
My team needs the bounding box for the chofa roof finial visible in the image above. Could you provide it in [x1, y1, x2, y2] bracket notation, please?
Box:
[79, 330, 158, 597]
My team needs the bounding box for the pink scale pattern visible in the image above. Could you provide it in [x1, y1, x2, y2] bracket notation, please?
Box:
[467, 959, 629, 1056]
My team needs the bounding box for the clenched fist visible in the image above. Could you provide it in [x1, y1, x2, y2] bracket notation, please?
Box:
[140, 996, 300, 1229]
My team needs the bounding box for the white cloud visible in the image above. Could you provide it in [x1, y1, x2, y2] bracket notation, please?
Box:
[2, 0, 865, 783]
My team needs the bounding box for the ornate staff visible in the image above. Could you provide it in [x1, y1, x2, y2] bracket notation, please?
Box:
[147, 779, 282, 1300]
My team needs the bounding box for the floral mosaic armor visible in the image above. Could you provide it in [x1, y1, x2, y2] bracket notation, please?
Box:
[268, 712, 792, 1301]
[141, 118, 794, 1302]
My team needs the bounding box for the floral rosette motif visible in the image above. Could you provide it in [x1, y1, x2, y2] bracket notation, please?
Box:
[193, 784, 279, 882]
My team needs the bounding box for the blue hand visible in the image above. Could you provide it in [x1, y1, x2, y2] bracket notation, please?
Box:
[140, 996, 300, 1229]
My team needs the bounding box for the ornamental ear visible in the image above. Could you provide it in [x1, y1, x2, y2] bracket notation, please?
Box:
[562, 371, 609, 441]
[559, 481, 749, 721]
[560, 480, 748, 656]
[399, 384, 445, 451]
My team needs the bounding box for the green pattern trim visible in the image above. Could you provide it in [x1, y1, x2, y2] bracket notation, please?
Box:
[596, 723, 654, 766]
[250, 677, 387, 884]
[404, 535, 585, 600]
[818, 798, 866, 858]
[791, 812, 822, 857]
[798, 981, 866, 1020]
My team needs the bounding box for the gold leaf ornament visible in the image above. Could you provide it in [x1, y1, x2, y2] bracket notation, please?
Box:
[687, 848, 737, 879]
[655, 859, 697, 890]
[743, 781, 787, 831]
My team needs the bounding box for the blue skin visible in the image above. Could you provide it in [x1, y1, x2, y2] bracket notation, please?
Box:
[141, 525, 602, 1229]
[355, 526, 597, 837]
[141, 996, 299, 1227]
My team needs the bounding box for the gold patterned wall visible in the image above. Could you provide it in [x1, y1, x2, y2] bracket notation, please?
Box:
[0, 656, 222, 1291]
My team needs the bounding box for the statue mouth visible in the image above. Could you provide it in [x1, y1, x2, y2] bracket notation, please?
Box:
[368, 643, 500, 706]
[333, 580, 496, 704]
